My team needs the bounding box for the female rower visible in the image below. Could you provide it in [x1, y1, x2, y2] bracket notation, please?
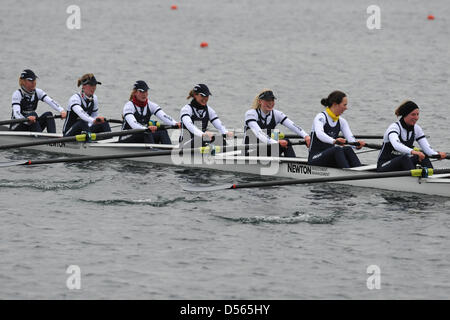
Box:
[10, 69, 66, 133]
[62, 73, 111, 136]
[308, 90, 365, 168]
[377, 100, 446, 172]
[243, 89, 311, 157]
[179, 84, 233, 146]
[119, 80, 180, 144]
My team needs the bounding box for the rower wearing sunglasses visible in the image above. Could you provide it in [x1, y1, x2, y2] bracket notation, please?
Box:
[63, 73, 111, 136]
[179, 84, 233, 147]
[10, 69, 66, 133]
[119, 80, 180, 144]
[377, 100, 446, 172]
[243, 89, 311, 157]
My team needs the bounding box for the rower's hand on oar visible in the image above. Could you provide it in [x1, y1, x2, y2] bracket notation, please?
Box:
[225, 131, 234, 139]
[411, 150, 426, 162]
[27, 115, 36, 124]
[176, 122, 182, 129]
[437, 151, 447, 160]
[279, 139, 289, 148]
[304, 135, 311, 148]
[148, 125, 158, 133]
[202, 131, 214, 141]
[355, 140, 366, 150]
[334, 137, 346, 146]
[94, 116, 106, 124]
[60, 111, 67, 119]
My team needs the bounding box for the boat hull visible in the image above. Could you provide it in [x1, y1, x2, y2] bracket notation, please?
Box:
[1, 129, 450, 197]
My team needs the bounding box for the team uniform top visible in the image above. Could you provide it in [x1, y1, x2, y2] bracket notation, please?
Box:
[63, 93, 101, 132]
[377, 121, 437, 163]
[309, 111, 356, 153]
[11, 88, 63, 127]
[122, 100, 177, 130]
[244, 108, 308, 144]
[180, 103, 228, 137]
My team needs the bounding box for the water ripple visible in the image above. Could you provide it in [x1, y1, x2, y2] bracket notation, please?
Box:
[214, 211, 337, 224]
[79, 196, 208, 207]
[0, 178, 101, 190]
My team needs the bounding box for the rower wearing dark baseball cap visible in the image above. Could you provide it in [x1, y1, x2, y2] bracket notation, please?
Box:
[244, 89, 310, 157]
[10, 69, 66, 133]
[119, 80, 180, 144]
[63, 73, 111, 136]
[179, 83, 233, 146]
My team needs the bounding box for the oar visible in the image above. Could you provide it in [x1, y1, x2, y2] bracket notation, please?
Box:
[429, 154, 450, 160]
[0, 129, 148, 150]
[347, 142, 450, 159]
[0, 142, 255, 168]
[183, 168, 450, 192]
[104, 118, 123, 124]
[281, 134, 385, 140]
[0, 114, 63, 126]
[347, 142, 382, 149]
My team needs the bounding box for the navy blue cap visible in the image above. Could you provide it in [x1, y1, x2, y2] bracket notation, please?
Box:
[193, 84, 212, 97]
[133, 80, 149, 92]
[20, 69, 38, 81]
[80, 74, 102, 86]
[258, 90, 276, 101]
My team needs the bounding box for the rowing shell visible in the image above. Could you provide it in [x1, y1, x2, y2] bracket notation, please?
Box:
[1, 128, 450, 197]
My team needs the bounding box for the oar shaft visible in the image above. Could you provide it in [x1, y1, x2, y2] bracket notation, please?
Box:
[0, 128, 148, 150]
[0, 114, 62, 126]
[232, 168, 450, 189]
[283, 134, 384, 140]
[347, 141, 382, 149]
[24, 149, 174, 165]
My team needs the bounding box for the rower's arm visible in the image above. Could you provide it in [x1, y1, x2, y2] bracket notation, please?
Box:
[280, 117, 308, 138]
[247, 120, 278, 144]
[180, 114, 204, 137]
[339, 118, 356, 143]
[72, 105, 96, 126]
[415, 125, 437, 156]
[388, 131, 413, 154]
[153, 107, 177, 126]
[36, 89, 64, 113]
[11, 91, 25, 119]
[124, 114, 147, 130]
[313, 113, 335, 144]
[208, 107, 227, 135]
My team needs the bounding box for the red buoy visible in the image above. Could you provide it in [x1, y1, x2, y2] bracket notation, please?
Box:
[427, 15, 435, 20]
[171, 5, 178, 10]
[200, 42, 209, 48]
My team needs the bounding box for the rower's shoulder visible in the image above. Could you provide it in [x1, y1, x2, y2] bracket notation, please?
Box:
[245, 108, 257, 117]
[11, 89, 22, 99]
[147, 100, 159, 108]
[180, 103, 192, 113]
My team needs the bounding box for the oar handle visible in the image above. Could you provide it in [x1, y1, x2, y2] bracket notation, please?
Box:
[283, 134, 384, 140]
[103, 118, 180, 130]
[429, 154, 450, 160]
[347, 141, 382, 149]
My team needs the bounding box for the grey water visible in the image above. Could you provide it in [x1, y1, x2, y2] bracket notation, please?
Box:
[0, 0, 449, 299]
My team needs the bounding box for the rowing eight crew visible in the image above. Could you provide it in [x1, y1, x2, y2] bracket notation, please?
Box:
[9, 69, 447, 172]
